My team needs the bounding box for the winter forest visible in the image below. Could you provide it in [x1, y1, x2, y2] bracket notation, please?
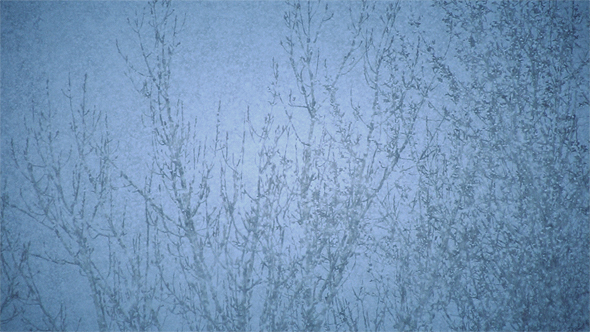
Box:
[1, 1, 589, 331]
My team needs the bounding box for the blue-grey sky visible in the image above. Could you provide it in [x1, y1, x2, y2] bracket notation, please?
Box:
[2, 1, 287, 151]
[0, 0, 444, 185]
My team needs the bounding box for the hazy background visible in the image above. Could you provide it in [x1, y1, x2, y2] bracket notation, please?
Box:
[2, 1, 588, 331]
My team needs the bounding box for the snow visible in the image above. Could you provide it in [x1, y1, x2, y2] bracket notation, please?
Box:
[2, 1, 588, 331]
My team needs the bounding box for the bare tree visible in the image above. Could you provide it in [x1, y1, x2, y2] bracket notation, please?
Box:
[421, 1, 590, 330]
[4, 1, 586, 331]
[6, 74, 164, 331]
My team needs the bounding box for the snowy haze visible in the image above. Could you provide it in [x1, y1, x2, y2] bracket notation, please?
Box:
[2, 1, 589, 331]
